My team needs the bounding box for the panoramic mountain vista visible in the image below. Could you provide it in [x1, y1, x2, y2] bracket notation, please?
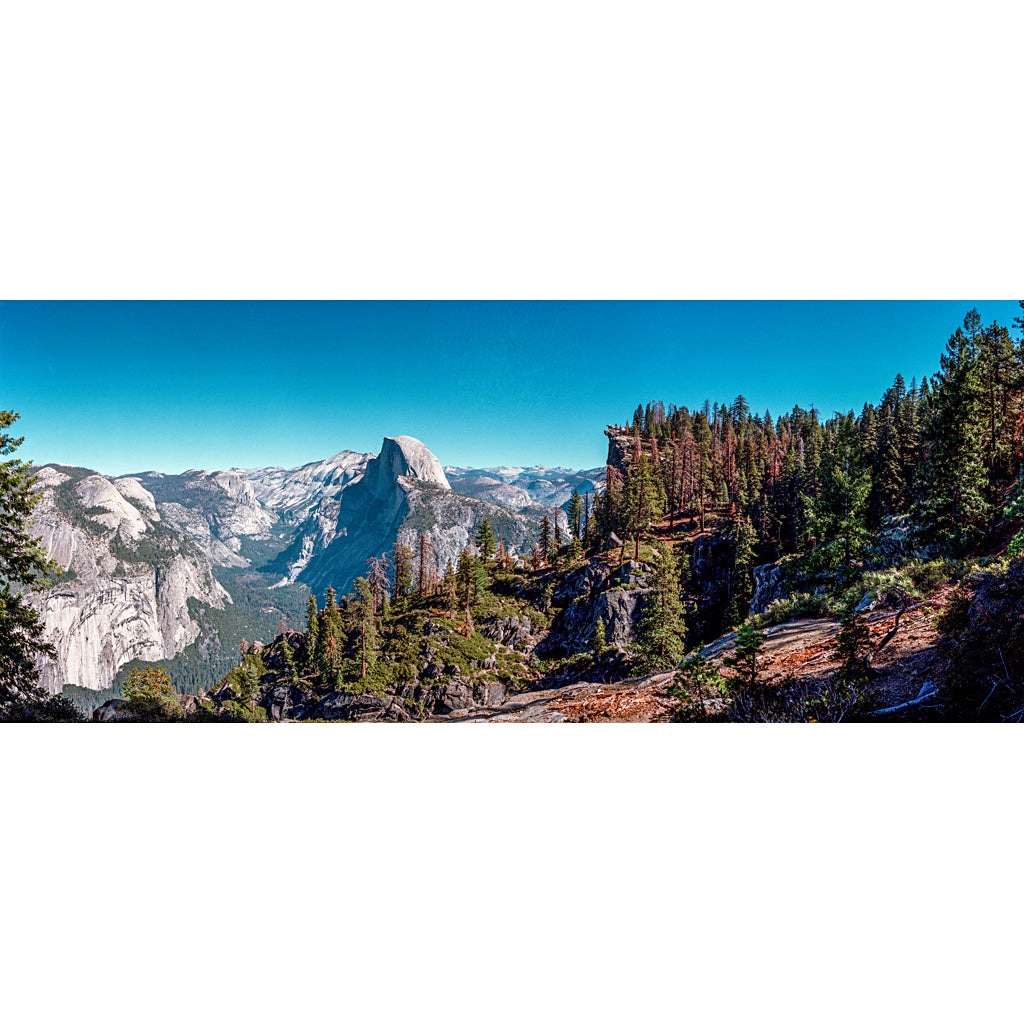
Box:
[4, 301, 1024, 724]
[13, 434, 582, 710]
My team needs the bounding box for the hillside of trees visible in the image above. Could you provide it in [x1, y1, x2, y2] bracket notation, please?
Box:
[588, 307, 1022, 615]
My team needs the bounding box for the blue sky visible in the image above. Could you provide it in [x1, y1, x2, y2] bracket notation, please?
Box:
[2, 300, 1020, 476]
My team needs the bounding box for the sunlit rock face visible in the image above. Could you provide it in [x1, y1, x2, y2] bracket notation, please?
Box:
[28, 466, 228, 693]
[275, 437, 543, 595]
[238, 451, 370, 523]
[364, 436, 451, 496]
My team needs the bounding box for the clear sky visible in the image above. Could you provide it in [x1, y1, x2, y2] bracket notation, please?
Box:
[2, 300, 1021, 477]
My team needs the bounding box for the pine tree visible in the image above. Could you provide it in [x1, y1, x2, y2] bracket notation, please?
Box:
[912, 317, 990, 549]
[456, 548, 486, 627]
[539, 515, 551, 564]
[354, 576, 375, 678]
[392, 541, 413, 608]
[315, 586, 343, 679]
[567, 490, 583, 539]
[475, 517, 496, 562]
[635, 540, 686, 669]
[726, 516, 757, 626]
[592, 615, 606, 657]
[0, 411, 59, 710]
[417, 533, 436, 596]
[867, 403, 905, 526]
[598, 465, 625, 541]
[121, 665, 183, 721]
[366, 553, 390, 615]
[281, 637, 299, 683]
[442, 562, 458, 616]
[530, 544, 541, 571]
[237, 657, 262, 716]
[977, 319, 1018, 484]
[692, 411, 713, 531]
[304, 594, 319, 670]
[630, 453, 666, 560]
[456, 548, 474, 614]
[723, 621, 767, 688]
[804, 423, 871, 567]
[831, 596, 871, 680]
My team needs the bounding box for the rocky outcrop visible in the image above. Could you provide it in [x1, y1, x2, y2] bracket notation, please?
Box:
[443, 671, 680, 723]
[750, 562, 789, 617]
[604, 428, 635, 475]
[538, 558, 657, 658]
[113, 476, 158, 513]
[869, 513, 941, 563]
[263, 684, 315, 722]
[93, 698, 132, 722]
[311, 692, 414, 722]
[478, 614, 535, 649]
[35, 554, 227, 693]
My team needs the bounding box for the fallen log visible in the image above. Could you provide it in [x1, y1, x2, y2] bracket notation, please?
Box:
[865, 688, 938, 717]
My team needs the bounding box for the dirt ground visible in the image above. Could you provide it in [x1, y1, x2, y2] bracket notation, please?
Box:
[442, 586, 952, 724]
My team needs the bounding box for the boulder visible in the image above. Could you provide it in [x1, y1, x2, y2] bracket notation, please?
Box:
[596, 584, 654, 649]
[262, 684, 311, 721]
[212, 682, 237, 704]
[311, 692, 413, 722]
[431, 680, 476, 714]
[177, 693, 203, 715]
[479, 614, 534, 648]
[473, 680, 510, 707]
[93, 698, 131, 722]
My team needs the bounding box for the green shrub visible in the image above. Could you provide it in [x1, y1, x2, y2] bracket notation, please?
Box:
[748, 592, 832, 630]
[122, 666, 184, 721]
[669, 655, 729, 721]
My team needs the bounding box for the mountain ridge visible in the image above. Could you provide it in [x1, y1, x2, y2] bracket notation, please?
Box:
[29, 434, 576, 698]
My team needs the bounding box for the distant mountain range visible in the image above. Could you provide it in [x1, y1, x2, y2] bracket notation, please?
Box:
[28, 437, 602, 701]
[443, 464, 602, 510]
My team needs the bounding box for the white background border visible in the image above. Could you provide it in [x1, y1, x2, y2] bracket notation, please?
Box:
[3, 2, 1023, 1022]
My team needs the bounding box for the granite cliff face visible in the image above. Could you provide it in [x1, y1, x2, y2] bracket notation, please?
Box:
[276, 436, 547, 594]
[237, 450, 370, 523]
[28, 466, 229, 693]
[133, 469, 278, 568]
[368, 436, 450, 495]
